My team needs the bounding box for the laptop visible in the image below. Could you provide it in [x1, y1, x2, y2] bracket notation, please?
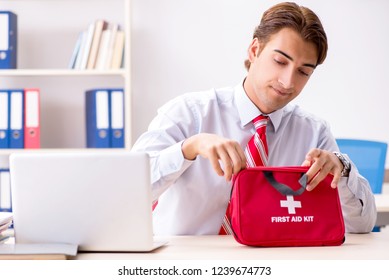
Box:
[9, 151, 166, 252]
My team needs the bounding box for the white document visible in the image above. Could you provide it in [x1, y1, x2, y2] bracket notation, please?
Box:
[0, 171, 11, 209]
[0, 212, 13, 226]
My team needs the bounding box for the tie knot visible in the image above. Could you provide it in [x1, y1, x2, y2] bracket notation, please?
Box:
[252, 115, 268, 131]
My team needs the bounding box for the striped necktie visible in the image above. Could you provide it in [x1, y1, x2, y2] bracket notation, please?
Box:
[219, 115, 269, 235]
[245, 115, 269, 167]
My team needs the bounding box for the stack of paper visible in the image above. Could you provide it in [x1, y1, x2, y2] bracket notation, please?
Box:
[0, 212, 12, 234]
[0, 212, 78, 259]
[0, 243, 78, 260]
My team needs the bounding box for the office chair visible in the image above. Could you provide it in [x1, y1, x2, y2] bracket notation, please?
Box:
[336, 138, 387, 232]
[336, 139, 387, 194]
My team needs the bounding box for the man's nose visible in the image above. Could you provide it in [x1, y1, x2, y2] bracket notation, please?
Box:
[278, 69, 295, 89]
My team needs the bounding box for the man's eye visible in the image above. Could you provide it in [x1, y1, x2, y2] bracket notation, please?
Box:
[274, 59, 286, 65]
[298, 69, 309, 77]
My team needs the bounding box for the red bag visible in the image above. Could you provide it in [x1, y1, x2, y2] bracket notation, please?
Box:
[229, 166, 345, 247]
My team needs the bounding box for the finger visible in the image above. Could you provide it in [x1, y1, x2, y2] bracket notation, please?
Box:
[207, 148, 225, 177]
[304, 159, 322, 184]
[306, 148, 321, 159]
[236, 146, 247, 170]
[306, 162, 332, 191]
[229, 150, 244, 175]
[302, 154, 313, 166]
[230, 145, 246, 173]
[302, 148, 320, 173]
[331, 168, 341, 189]
[305, 149, 327, 175]
[221, 141, 246, 178]
[217, 148, 234, 181]
[330, 153, 344, 188]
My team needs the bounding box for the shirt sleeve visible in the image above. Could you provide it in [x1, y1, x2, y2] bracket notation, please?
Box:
[131, 97, 196, 201]
[318, 124, 377, 233]
[337, 154, 377, 233]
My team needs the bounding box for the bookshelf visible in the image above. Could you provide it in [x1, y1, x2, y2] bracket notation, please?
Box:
[0, 69, 127, 77]
[0, 0, 132, 168]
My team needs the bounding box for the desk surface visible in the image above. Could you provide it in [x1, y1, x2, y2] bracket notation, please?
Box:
[375, 194, 389, 226]
[75, 233, 389, 260]
[376, 194, 389, 212]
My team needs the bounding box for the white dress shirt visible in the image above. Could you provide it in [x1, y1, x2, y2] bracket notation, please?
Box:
[132, 82, 377, 235]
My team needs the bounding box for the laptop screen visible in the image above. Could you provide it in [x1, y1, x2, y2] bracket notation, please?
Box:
[9, 151, 160, 252]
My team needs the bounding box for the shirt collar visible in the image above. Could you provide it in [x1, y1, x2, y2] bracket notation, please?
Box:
[234, 79, 284, 131]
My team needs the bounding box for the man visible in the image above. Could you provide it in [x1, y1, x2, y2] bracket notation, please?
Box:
[132, 2, 376, 235]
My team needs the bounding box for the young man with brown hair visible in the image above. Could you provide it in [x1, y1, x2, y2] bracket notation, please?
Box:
[132, 2, 376, 235]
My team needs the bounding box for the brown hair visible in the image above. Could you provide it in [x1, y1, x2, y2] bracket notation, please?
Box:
[244, 2, 328, 70]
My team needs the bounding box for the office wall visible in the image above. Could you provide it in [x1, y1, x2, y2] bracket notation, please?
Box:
[131, 0, 389, 166]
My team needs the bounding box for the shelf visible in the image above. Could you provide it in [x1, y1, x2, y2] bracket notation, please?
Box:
[0, 69, 126, 77]
[0, 148, 127, 156]
[0, 0, 132, 159]
[0, 148, 128, 168]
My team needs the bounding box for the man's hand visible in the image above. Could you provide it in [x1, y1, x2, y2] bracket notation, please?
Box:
[301, 148, 344, 191]
[182, 133, 246, 181]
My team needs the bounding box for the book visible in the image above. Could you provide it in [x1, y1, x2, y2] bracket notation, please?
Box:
[68, 32, 82, 69]
[79, 22, 95, 70]
[87, 19, 108, 69]
[111, 30, 125, 69]
[73, 31, 87, 69]
[104, 23, 119, 69]
[0, 11, 17, 69]
[95, 29, 112, 70]
[71, 20, 123, 70]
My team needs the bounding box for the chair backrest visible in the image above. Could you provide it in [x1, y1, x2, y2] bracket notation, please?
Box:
[336, 138, 387, 194]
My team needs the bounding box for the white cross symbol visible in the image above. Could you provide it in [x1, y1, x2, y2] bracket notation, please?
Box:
[280, 195, 302, 214]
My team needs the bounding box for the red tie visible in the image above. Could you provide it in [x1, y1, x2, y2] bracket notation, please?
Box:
[219, 115, 269, 235]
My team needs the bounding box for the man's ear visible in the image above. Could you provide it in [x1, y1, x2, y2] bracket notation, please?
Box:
[247, 38, 262, 63]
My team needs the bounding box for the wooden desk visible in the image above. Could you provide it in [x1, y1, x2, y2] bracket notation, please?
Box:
[375, 194, 389, 227]
[75, 233, 389, 260]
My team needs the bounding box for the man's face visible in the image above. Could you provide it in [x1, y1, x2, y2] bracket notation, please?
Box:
[244, 28, 318, 114]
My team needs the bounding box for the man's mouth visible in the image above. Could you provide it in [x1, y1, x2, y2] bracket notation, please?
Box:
[272, 86, 292, 97]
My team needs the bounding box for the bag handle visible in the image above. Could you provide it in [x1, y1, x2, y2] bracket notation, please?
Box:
[263, 171, 307, 196]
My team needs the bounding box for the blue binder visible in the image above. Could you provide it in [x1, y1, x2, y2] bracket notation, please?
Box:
[109, 89, 125, 148]
[0, 11, 17, 69]
[85, 89, 111, 148]
[8, 89, 24, 148]
[0, 90, 9, 148]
